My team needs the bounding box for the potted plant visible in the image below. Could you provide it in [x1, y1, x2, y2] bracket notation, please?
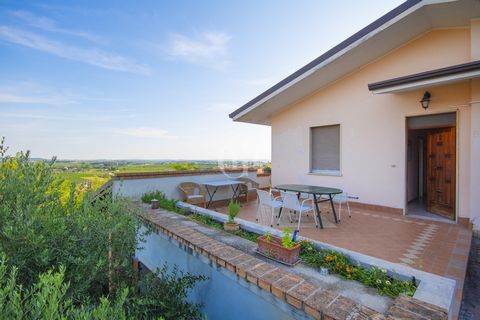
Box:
[224, 200, 240, 231]
[257, 228, 301, 266]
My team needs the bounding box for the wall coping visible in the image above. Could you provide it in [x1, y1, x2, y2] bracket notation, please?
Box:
[113, 168, 257, 180]
[257, 173, 271, 177]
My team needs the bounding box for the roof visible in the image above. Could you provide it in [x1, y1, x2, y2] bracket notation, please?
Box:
[368, 60, 480, 93]
[229, 0, 480, 125]
[229, 0, 421, 120]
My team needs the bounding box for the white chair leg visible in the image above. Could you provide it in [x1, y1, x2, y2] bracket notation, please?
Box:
[297, 210, 303, 230]
[256, 205, 261, 222]
[259, 206, 265, 225]
[347, 200, 351, 218]
[270, 207, 275, 227]
[339, 201, 342, 221]
[312, 209, 319, 227]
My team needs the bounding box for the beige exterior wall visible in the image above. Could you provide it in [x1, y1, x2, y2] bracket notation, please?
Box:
[271, 27, 480, 228]
[470, 19, 480, 229]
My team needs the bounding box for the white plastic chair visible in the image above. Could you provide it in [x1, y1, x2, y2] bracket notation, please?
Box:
[256, 189, 283, 227]
[333, 192, 352, 221]
[280, 191, 318, 230]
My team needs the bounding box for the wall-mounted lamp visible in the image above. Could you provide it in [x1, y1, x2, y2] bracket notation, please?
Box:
[420, 91, 431, 110]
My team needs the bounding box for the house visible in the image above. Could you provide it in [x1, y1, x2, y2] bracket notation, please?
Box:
[230, 0, 480, 232]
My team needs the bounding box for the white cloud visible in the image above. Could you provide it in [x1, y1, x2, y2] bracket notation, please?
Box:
[0, 82, 78, 105]
[9, 10, 104, 44]
[0, 82, 132, 107]
[167, 31, 230, 69]
[0, 111, 136, 122]
[0, 93, 73, 105]
[115, 127, 177, 139]
[0, 26, 150, 74]
[0, 112, 70, 120]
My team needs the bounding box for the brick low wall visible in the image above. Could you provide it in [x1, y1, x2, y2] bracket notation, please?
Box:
[138, 208, 448, 320]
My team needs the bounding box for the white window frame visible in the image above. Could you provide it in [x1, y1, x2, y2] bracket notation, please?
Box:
[309, 124, 342, 176]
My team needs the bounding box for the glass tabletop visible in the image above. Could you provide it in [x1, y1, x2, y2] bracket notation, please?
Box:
[275, 184, 343, 195]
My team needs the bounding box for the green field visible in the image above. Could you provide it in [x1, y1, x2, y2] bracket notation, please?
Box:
[49, 160, 267, 191]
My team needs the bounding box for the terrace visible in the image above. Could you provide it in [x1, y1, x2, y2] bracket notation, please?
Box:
[110, 169, 473, 319]
[214, 197, 471, 318]
[214, 199, 471, 280]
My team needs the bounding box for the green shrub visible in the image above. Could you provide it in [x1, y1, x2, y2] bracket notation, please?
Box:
[299, 241, 416, 298]
[0, 255, 131, 319]
[189, 214, 258, 243]
[227, 200, 240, 223]
[141, 190, 184, 214]
[141, 190, 165, 204]
[0, 139, 206, 319]
[135, 263, 207, 319]
[265, 232, 272, 242]
[281, 227, 295, 248]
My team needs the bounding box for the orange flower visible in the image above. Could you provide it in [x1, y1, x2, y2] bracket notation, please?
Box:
[325, 255, 337, 262]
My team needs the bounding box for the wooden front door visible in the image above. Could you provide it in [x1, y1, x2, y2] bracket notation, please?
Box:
[426, 127, 456, 219]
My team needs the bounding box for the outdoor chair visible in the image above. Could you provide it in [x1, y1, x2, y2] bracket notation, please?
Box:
[237, 177, 259, 202]
[334, 192, 353, 221]
[321, 191, 354, 221]
[237, 183, 249, 203]
[280, 191, 318, 230]
[178, 182, 206, 208]
[256, 189, 283, 227]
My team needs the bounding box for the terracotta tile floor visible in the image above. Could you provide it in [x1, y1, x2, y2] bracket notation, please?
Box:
[214, 199, 472, 319]
[216, 200, 468, 274]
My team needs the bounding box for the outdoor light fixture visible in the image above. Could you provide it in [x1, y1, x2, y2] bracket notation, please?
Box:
[420, 91, 431, 110]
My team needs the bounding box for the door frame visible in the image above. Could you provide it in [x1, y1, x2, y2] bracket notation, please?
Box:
[404, 110, 459, 223]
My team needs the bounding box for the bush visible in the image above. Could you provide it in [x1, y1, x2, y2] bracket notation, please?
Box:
[0, 255, 131, 319]
[141, 190, 164, 204]
[227, 200, 240, 223]
[134, 263, 207, 319]
[141, 190, 188, 214]
[0, 139, 206, 319]
[300, 241, 416, 298]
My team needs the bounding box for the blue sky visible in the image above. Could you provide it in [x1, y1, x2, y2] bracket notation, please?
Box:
[0, 0, 402, 160]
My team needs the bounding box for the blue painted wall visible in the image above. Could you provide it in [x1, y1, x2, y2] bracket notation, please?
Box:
[136, 226, 311, 320]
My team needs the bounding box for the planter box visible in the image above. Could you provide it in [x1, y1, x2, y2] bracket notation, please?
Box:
[224, 222, 240, 231]
[257, 235, 301, 266]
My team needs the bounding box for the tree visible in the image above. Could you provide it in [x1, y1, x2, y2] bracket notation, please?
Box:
[0, 138, 206, 319]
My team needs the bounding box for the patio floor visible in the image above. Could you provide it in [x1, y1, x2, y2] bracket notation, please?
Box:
[214, 199, 472, 319]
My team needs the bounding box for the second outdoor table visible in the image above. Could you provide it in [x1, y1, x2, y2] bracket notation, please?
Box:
[274, 184, 343, 229]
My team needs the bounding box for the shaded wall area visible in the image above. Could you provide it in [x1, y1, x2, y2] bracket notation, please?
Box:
[136, 226, 309, 320]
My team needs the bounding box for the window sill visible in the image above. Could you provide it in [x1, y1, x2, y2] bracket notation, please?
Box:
[308, 170, 342, 177]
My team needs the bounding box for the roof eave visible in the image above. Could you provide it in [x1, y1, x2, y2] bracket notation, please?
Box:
[368, 60, 480, 93]
[229, 0, 426, 122]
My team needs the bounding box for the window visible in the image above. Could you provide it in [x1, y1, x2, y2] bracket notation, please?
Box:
[310, 124, 340, 173]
